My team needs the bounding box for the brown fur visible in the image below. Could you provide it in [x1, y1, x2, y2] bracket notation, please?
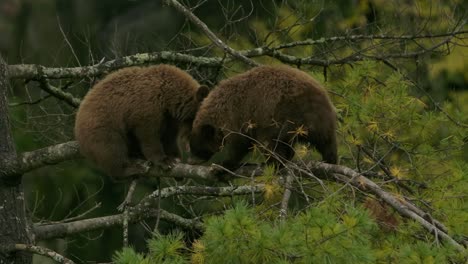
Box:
[190, 65, 337, 170]
[75, 64, 209, 179]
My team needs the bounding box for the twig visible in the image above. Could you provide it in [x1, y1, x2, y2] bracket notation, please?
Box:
[119, 179, 138, 247]
[163, 0, 260, 67]
[279, 173, 294, 220]
[57, 15, 81, 67]
[117, 180, 138, 211]
[0, 244, 75, 264]
[122, 208, 130, 248]
[43, 203, 102, 224]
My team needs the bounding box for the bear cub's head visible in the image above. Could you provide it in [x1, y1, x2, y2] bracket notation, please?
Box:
[189, 124, 223, 161]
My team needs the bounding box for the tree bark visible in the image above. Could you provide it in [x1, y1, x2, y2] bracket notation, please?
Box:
[0, 56, 33, 264]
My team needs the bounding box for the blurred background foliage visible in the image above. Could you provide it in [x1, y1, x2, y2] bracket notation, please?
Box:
[0, 0, 466, 262]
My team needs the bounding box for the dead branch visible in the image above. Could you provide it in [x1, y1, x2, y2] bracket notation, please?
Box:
[34, 208, 201, 240]
[34, 184, 264, 240]
[8, 51, 222, 79]
[7, 28, 467, 81]
[163, 0, 259, 67]
[0, 244, 75, 264]
[274, 30, 468, 50]
[37, 79, 81, 108]
[279, 173, 294, 220]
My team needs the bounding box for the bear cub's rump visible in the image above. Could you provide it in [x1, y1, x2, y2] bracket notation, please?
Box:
[75, 64, 208, 179]
[190, 65, 337, 171]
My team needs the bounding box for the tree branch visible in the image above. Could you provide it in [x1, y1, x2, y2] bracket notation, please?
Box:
[3, 139, 463, 250]
[8, 52, 222, 79]
[0, 244, 75, 264]
[274, 30, 468, 50]
[34, 209, 201, 240]
[7, 29, 467, 80]
[34, 184, 264, 240]
[162, 0, 259, 67]
[37, 79, 81, 108]
[279, 173, 293, 220]
[7, 141, 81, 177]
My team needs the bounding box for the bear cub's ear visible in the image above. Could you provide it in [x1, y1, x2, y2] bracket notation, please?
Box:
[196, 85, 210, 101]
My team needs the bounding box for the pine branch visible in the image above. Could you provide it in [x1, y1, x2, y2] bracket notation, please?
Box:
[304, 162, 464, 251]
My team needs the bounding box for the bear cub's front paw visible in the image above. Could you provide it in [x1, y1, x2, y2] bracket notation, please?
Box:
[149, 156, 178, 171]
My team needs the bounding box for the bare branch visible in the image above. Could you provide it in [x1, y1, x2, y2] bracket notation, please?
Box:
[8, 141, 81, 177]
[0, 244, 75, 264]
[279, 173, 293, 220]
[7, 29, 467, 81]
[34, 208, 202, 240]
[34, 184, 264, 240]
[37, 79, 81, 108]
[163, 0, 259, 67]
[8, 52, 222, 79]
[274, 30, 468, 50]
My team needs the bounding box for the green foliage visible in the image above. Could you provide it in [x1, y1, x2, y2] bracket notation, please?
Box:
[196, 203, 376, 263]
[147, 231, 188, 264]
[115, 203, 462, 263]
[112, 247, 148, 264]
[113, 231, 188, 264]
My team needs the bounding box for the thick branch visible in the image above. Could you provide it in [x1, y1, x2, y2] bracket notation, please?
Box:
[163, 0, 259, 67]
[5, 141, 81, 177]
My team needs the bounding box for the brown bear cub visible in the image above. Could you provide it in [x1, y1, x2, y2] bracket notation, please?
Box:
[75, 64, 209, 179]
[190, 65, 337, 171]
